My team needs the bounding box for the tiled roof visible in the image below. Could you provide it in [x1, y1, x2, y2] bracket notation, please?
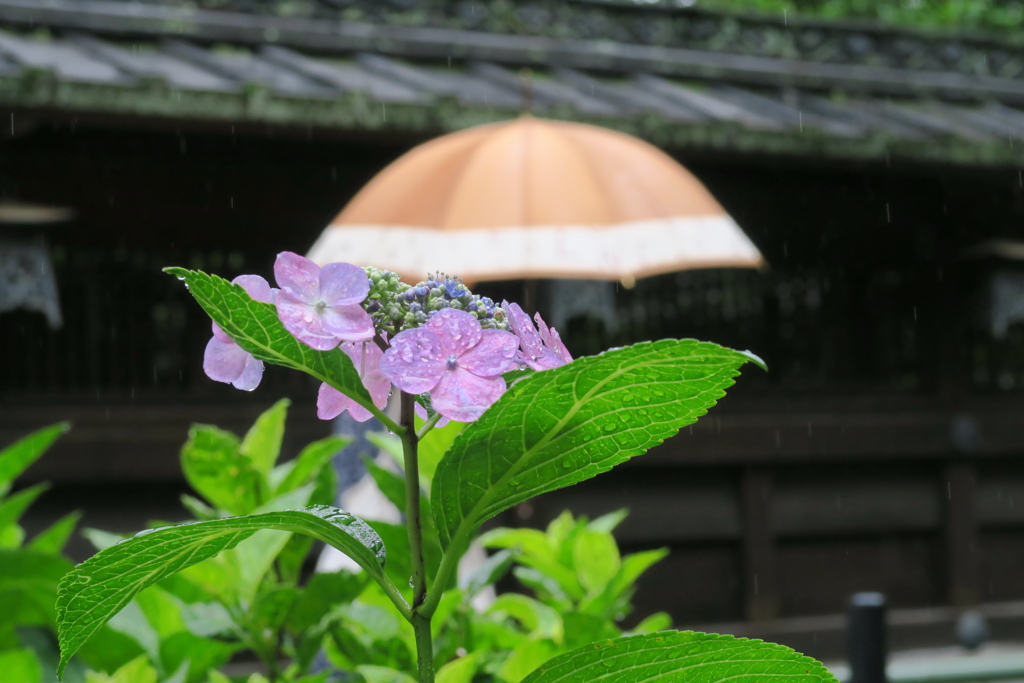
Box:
[1, 0, 1023, 166]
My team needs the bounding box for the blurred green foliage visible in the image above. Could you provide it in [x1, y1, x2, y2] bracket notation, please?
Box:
[683, 0, 1024, 33]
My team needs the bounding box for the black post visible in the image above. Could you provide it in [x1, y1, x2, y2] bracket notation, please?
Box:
[847, 592, 888, 683]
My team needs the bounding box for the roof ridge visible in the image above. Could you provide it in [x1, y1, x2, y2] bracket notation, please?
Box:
[2, 0, 1022, 82]
[2, 0, 1023, 101]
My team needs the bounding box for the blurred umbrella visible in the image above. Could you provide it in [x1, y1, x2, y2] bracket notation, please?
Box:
[307, 116, 763, 286]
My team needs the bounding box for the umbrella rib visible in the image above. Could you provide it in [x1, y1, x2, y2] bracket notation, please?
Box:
[557, 123, 621, 224]
[435, 131, 494, 234]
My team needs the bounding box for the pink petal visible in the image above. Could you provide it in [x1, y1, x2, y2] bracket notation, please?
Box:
[274, 252, 320, 303]
[431, 368, 506, 422]
[460, 330, 519, 378]
[424, 308, 481, 357]
[276, 293, 342, 351]
[320, 304, 375, 342]
[232, 353, 265, 391]
[319, 262, 370, 307]
[379, 328, 446, 394]
[204, 336, 249, 384]
[233, 274, 274, 304]
[341, 341, 391, 410]
[317, 382, 373, 422]
[503, 301, 545, 360]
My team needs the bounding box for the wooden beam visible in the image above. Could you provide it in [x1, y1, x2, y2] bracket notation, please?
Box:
[945, 460, 980, 606]
[741, 468, 779, 620]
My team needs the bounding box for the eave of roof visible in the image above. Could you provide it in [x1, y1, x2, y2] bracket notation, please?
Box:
[1, 0, 1023, 168]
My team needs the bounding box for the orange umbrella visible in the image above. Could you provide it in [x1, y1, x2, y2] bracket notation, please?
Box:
[307, 116, 764, 285]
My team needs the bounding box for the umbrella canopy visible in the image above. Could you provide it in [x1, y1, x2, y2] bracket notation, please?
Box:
[307, 116, 764, 285]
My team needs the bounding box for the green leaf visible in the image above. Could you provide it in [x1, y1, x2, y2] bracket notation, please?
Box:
[356, 665, 417, 683]
[241, 399, 289, 475]
[561, 611, 620, 649]
[0, 523, 24, 548]
[520, 631, 836, 683]
[417, 420, 464, 490]
[500, 639, 560, 683]
[181, 425, 267, 516]
[480, 528, 582, 601]
[630, 612, 673, 634]
[362, 456, 409, 513]
[28, 510, 82, 555]
[0, 423, 68, 495]
[460, 548, 515, 599]
[432, 340, 763, 549]
[179, 495, 218, 521]
[572, 529, 620, 595]
[84, 654, 159, 683]
[436, 653, 478, 683]
[582, 547, 668, 617]
[0, 549, 72, 629]
[159, 631, 234, 683]
[588, 509, 628, 534]
[0, 646, 43, 683]
[82, 528, 126, 552]
[164, 268, 375, 412]
[0, 482, 49, 535]
[56, 506, 386, 677]
[274, 435, 349, 496]
[488, 594, 563, 641]
[288, 570, 367, 634]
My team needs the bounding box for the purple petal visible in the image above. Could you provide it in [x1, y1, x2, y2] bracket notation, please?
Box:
[232, 353, 265, 391]
[274, 252, 320, 303]
[211, 321, 233, 343]
[321, 304, 375, 342]
[319, 262, 370, 307]
[415, 402, 451, 428]
[424, 308, 481, 357]
[317, 382, 373, 422]
[204, 336, 249, 384]
[460, 330, 519, 378]
[545, 325, 572, 364]
[233, 274, 274, 304]
[503, 301, 545, 360]
[379, 328, 447, 394]
[431, 369, 506, 422]
[525, 348, 566, 372]
[276, 293, 342, 351]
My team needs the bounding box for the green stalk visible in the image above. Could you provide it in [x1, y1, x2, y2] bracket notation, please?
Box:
[401, 392, 435, 683]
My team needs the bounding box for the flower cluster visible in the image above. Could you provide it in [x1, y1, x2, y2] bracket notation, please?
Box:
[203, 252, 571, 424]
[364, 269, 508, 337]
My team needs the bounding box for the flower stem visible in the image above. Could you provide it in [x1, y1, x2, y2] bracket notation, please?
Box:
[400, 391, 434, 683]
[416, 410, 443, 440]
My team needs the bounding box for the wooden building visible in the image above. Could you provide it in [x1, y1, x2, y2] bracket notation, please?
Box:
[2, 0, 1024, 660]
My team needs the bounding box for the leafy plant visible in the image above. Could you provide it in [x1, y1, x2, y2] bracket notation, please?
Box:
[77, 400, 359, 683]
[0, 423, 144, 682]
[56, 254, 836, 683]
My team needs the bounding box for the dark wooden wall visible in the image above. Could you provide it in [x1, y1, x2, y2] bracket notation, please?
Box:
[4, 119, 1024, 654]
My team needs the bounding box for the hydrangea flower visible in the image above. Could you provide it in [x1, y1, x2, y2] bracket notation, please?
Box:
[204, 275, 275, 390]
[317, 340, 391, 422]
[274, 252, 374, 351]
[379, 308, 518, 422]
[502, 301, 573, 371]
